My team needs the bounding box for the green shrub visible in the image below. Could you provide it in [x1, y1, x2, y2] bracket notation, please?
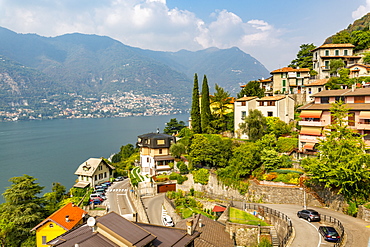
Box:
[169, 173, 180, 180]
[276, 137, 298, 153]
[192, 168, 209, 185]
[177, 175, 188, 184]
[345, 201, 358, 216]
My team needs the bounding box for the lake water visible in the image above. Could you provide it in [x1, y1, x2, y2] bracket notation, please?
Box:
[0, 114, 188, 203]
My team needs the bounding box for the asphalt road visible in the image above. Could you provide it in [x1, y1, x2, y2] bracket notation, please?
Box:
[105, 179, 135, 218]
[142, 194, 165, 226]
[262, 204, 370, 247]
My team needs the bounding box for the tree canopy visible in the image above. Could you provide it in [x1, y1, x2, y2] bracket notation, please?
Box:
[201, 75, 212, 133]
[301, 101, 370, 202]
[288, 43, 316, 70]
[191, 73, 201, 133]
[239, 109, 267, 141]
[237, 80, 265, 99]
[163, 118, 186, 135]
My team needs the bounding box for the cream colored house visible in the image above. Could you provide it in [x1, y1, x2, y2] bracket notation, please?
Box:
[348, 63, 370, 79]
[303, 78, 328, 103]
[311, 43, 361, 79]
[74, 158, 115, 188]
[270, 67, 311, 95]
[234, 95, 294, 139]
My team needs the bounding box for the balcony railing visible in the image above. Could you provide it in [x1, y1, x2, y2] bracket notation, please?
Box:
[356, 122, 370, 130]
[298, 120, 326, 127]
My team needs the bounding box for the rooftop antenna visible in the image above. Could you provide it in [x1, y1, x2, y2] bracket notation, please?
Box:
[156, 128, 160, 134]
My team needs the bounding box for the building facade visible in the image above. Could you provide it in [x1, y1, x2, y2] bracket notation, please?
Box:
[74, 158, 115, 188]
[270, 67, 311, 95]
[137, 132, 176, 176]
[298, 87, 370, 156]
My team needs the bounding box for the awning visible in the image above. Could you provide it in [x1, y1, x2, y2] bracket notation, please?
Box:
[212, 205, 226, 212]
[73, 181, 90, 188]
[300, 126, 322, 136]
[299, 110, 322, 118]
[154, 155, 175, 161]
[359, 111, 370, 119]
[303, 142, 316, 150]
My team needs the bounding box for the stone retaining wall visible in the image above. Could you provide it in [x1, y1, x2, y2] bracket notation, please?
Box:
[129, 189, 150, 223]
[357, 205, 370, 222]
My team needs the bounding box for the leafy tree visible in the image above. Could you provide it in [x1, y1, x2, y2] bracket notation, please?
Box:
[191, 73, 202, 133]
[331, 31, 351, 44]
[351, 30, 370, 50]
[239, 109, 267, 141]
[276, 137, 298, 153]
[210, 84, 233, 132]
[201, 75, 212, 133]
[0, 175, 45, 246]
[363, 52, 370, 64]
[164, 118, 186, 135]
[237, 80, 265, 98]
[176, 161, 189, 174]
[170, 142, 186, 158]
[192, 168, 209, 185]
[177, 127, 194, 154]
[301, 101, 370, 202]
[329, 59, 345, 76]
[266, 117, 293, 138]
[43, 182, 66, 214]
[288, 43, 316, 70]
[112, 144, 137, 163]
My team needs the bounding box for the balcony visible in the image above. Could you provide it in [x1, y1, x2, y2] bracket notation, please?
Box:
[299, 120, 326, 127]
[356, 122, 370, 130]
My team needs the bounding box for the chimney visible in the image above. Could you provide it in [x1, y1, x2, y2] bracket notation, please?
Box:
[65, 215, 70, 222]
[352, 83, 356, 92]
[186, 219, 193, 235]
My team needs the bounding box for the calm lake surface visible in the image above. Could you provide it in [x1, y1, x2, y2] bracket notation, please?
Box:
[0, 114, 188, 203]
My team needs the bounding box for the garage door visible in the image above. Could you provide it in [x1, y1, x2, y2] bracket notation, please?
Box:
[157, 183, 176, 193]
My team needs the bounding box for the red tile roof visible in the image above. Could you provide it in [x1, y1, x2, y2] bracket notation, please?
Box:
[32, 203, 87, 231]
[236, 96, 257, 102]
[270, 67, 310, 74]
[304, 79, 328, 86]
[258, 95, 287, 101]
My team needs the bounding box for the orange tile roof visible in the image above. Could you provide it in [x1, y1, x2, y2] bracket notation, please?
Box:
[311, 43, 355, 51]
[258, 95, 287, 101]
[304, 79, 329, 86]
[236, 96, 257, 101]
[32, 203, 87, 231]
[270, 67, 310, 74]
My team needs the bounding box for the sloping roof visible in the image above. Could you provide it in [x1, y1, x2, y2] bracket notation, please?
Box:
[235, 96, 258, 102]
[258, 95, 287, 101]
[348, 63, 370, 69]
[298, 102, 370, 111]
[48, 212, 199, 247]
[32, 203, 87, 231]
[270, 67, 310, 74]
[311, 43, 355, 51]
[176, 214, 234, 247]
[136, 222, 200, 247]
[212, 205, 226, 212]
[311, 87, 370, 97]
[74, 158, 115, 176]
[138, 132, 174, 139]
[304, 79, 329, 86]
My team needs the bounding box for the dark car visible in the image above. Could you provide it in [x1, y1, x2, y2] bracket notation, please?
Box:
[318, 226, 340, 242]
[297, 209, 321, 222]
[89, 198, 102, 205]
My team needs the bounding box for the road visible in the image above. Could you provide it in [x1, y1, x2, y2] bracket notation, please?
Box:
[262, 204, 370, 247]
[105, 179, 135, 219]
[142, 194, 165, 226]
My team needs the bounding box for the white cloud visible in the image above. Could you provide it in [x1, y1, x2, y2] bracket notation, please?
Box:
[0, 0, 289, 69]
[352, 0, 370, 19]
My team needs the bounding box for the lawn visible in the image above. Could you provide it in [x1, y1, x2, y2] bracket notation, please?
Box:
[229, 207, 270, 226]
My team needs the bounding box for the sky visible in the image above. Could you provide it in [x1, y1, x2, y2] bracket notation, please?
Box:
[0, 0, 370, 71]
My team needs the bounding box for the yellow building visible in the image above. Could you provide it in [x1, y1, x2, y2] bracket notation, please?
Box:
[31, 202, 87, 246]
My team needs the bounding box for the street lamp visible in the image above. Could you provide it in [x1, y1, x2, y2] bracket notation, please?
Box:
[299, 187, 306, 209]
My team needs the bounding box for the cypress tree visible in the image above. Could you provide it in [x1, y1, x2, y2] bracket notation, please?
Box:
[201, 75, 211, 132]
[191, 73, 202, 133]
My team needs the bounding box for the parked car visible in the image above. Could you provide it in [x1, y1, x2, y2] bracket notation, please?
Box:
[102, 181, 112, 186]
[90, 194, 105, 201]
[297, 209, 321, 222]
[92, 192, 106, 200]
[162, 215, 174, 227]
[318, 226, 341, 242]
[114, 176, 124, 182]
[89, 198, 102, 205]
[95, 188, 106, 195]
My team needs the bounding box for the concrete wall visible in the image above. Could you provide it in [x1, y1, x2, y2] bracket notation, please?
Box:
[163, 195, 182, 224]
[128, 189, 150, 223]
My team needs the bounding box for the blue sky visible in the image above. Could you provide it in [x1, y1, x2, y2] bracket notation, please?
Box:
[0, 0, 369, 71]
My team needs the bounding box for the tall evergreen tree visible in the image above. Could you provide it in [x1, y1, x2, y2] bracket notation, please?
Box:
[191, 73, 202, 133]
[201, 75, 212, 133]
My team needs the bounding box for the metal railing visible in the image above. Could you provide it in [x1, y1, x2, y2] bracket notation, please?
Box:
[244, 204, 293, 247]
[320, 214, 344, 247]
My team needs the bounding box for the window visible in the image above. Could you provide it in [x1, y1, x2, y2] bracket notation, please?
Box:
[335, 96, 345, 103]
[344, 50, 348, 56]
[348, 111, 355, 126]
[335, 50, 339, 56]
[241, 101, 246, 106]
[318, 88, 322, 92]
[321, 97, 329, 103]
[267, 101, 275, 106]
[49, 223, 54, 228]
[157, 139, 165, 145]
[267, 111, 273, 117]
[325, 50, 329, 56]
[159, 149, 162, 154]
[308, 88, 312, 94]
[259, 101, 264, 106]
[104, 172, 107, 178]
[324, 61, 329, 69]
[354, 96, 365, 103]
[282, 80, 286, 86]
[297, 72, 301, 77]
[95, 175, 97, 180]
[42, 236, 47, 245]
[282, 88, 286, 93]
[241, 111, 246, 119]
[147, 157, 149, 162]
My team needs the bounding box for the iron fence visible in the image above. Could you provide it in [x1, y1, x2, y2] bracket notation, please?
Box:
[321, 214, 344, 247]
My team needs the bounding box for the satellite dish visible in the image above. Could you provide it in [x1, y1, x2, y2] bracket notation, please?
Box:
[87, 217, 96, 227]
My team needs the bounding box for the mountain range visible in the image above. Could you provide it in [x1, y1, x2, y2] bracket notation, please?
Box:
[0, 26, 269, 114]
